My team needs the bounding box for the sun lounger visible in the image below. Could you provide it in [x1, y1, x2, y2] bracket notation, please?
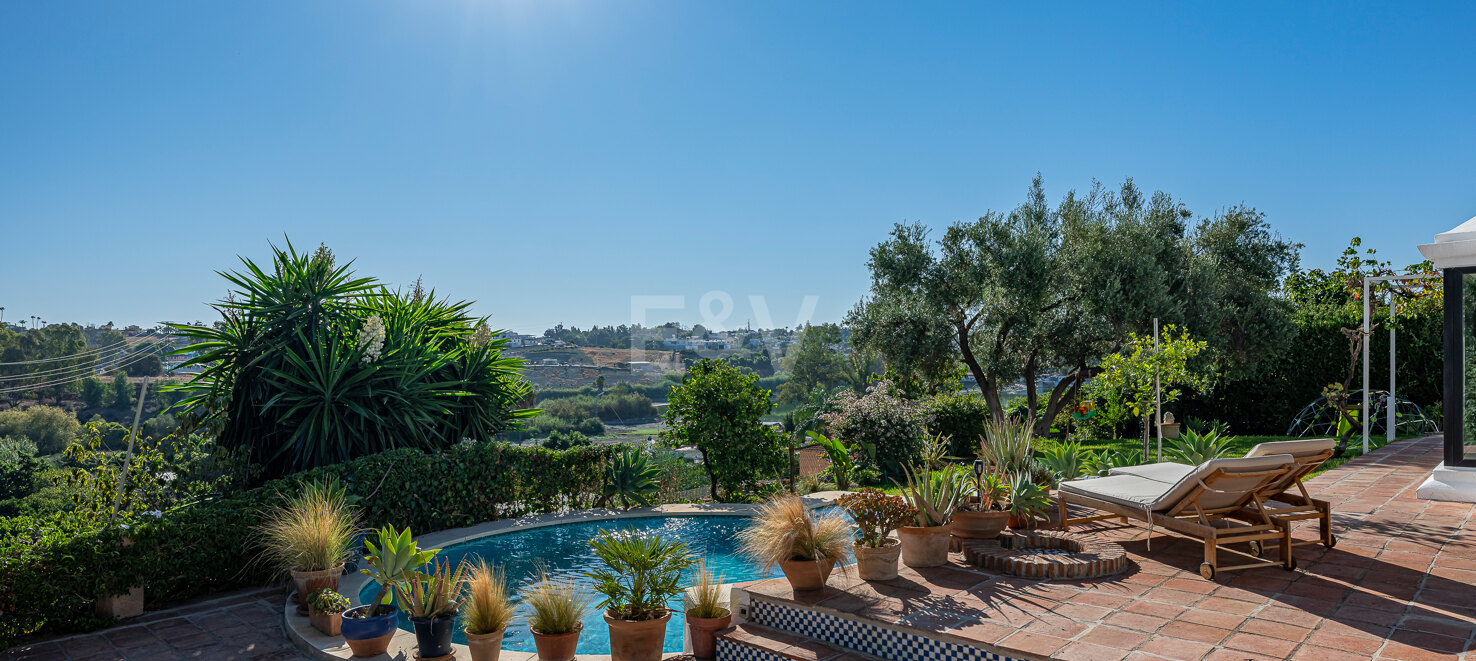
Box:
[1107, 439, 1338, 552]
[1058, 454, 1297, 579]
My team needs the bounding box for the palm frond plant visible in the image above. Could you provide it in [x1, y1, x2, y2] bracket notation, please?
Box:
[600, 446, 662, 509]
[586, 529, 694, 621]
[685, 558, 732, 658]
[807, 431, 855, 491]
[1164, 427, 1236, 465]
[738, 495, 850, 591]
[165, 240, 536, 481]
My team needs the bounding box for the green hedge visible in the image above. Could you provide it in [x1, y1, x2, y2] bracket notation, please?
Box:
[0, 442, 614, 646]
[1176, 304, 1440, 434]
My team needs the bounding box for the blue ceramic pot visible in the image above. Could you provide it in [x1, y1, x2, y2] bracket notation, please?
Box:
[341, 605, 398, 647]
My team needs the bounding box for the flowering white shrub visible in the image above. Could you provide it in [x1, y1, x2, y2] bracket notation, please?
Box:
[821, 379, 924, 476]
[358, 314, 386, 364]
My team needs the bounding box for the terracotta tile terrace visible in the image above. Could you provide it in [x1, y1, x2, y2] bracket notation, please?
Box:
[735, 435, 1476, 660]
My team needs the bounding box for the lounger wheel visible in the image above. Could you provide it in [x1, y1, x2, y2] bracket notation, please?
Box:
[1248, 540, 1263, 557]
[1199, 562, 1216, 580]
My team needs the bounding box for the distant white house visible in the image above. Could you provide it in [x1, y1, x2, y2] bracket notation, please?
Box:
[628, 361, 658, 372]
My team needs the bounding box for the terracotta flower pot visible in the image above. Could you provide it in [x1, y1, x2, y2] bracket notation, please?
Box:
[309, 611, 342, 637]
[291, 565, 343, 612]
[897, 524, 952, 567]
[465, 628, 506, 661]
[1009, 513, 1039, 530]
[852, 539, 902, 581]
[340, 605, 397, 658]
[531, 623, 582, 661]
[952, 510, 1010, 540]
[685, 609, 731, 660]
[777, 557, 836, 591]
[604, 610, 670, 661]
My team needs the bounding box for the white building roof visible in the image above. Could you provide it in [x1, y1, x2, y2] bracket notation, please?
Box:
[1418, 215, 1476, 268]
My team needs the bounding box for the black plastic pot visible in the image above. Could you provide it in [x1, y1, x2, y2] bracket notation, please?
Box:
[410, 615, 455, 658]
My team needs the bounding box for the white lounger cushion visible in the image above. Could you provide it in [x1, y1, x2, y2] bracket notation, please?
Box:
[1062, 454, 1295, 513]
[1109, 462, 1195, 483]
[1244, 438, 1335, 459]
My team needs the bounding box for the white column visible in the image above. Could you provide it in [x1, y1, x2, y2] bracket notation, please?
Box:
[1388, 288, 1397, 443]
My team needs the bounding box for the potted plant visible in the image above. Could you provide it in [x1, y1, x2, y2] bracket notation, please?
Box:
[1006, 472, 1054, 529]
[461, 559, 514, 661]
[587, 529, 694, 661]
[342, 525, 437, 658]
[257, 478, 358, 614]
[308, 589, 350, 637]
[685, 559, 730, 660]
[953, 461, 1012, 540]
[522, 569, 592, 661]
[893, 465, 966, 568]
[394, 558, 468, 659]
[739, 495, 851, 591]
[837, 488, 915, 581]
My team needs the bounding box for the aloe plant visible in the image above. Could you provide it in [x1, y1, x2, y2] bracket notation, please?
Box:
[393, 558, 468, 619]
[358, 524, 438, 616]
[1006, 473, 1053, 519]
[893, 465, 966, 527]
[1036, 441, 1096, 484]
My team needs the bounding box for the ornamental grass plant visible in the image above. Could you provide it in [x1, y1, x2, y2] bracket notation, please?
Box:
[460, 558, 514, 635]
[255, 478, 358, 576]
[738, 495, 850, 571]
[522, 568, 592, 635]
[687, 558, 728, 619]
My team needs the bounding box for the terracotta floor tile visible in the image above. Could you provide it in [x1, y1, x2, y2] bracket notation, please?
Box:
[1078, 625, 1153, 650]
[1054, 641, 1132, 661]
[996, 631, 1070, 657]
[1223, 632, 1300, 658]
[1305, 628, 1386, 655]
[1289, 644, 1379, 661]
[1123, 600, 1188, 619]
[1239, 619, 1312, 643]
[1134, 636, 1216, 660]
[1158, 621, 1232, 645]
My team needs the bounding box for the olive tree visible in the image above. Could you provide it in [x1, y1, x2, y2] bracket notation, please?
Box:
[850, 175, 1299, 435]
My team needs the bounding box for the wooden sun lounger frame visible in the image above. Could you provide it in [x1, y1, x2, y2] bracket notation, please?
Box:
[1058, 464, 1296, 579]
[1236, 447, 1337, 553]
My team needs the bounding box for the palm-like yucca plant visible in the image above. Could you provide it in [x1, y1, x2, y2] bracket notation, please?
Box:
[166, 240, 536, 480]
[807, 431, 854, 491]
[394, 558, 468, 619]
[1165, 427, 1237, 465]
[460, 558, 514, 635]
[600, 447, 662, 509]
[738, 495, 851, 571]
[893, 465, 967, 527]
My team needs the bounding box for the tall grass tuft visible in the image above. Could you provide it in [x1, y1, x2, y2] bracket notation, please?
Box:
[687, 558, 729, 619]
[256, 478, 358, 575]
[522, 568, 592, 635]
[738, 495, 851, 572]
[461, 558, 514, 635]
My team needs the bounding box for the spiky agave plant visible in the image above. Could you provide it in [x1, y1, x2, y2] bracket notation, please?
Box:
[738, 495, 851, 571]
[893, 464, 967, 527]
[1165, 427, 1237, 465]
[393, 558, 468, 620]
[600, 446, 662, 509]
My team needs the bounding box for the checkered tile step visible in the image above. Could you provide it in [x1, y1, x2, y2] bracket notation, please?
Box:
[748, 597, 1019, 661]
[715, 637, 788, 661]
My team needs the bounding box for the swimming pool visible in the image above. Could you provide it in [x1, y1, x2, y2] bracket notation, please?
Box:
[357, 512, 850, 654]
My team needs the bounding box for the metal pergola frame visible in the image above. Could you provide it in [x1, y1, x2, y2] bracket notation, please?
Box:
[1360, 273, 1435, 455]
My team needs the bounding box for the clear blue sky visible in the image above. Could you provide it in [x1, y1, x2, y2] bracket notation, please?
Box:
[3, 2, 1473, 335]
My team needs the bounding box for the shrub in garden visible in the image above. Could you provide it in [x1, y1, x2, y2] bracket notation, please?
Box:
[167, 241, 535, 480]
[663, 360, 787, 501]
[921, 391, 990, 458]
[822, 379, 924, 479]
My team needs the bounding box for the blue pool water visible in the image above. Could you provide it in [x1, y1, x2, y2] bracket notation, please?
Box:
[358, 512, 850, 654]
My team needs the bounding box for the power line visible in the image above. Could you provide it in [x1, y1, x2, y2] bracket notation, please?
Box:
[0, 349, 181, 395]
[0, 336, 175, 382]
[0, 329, 171, 366]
